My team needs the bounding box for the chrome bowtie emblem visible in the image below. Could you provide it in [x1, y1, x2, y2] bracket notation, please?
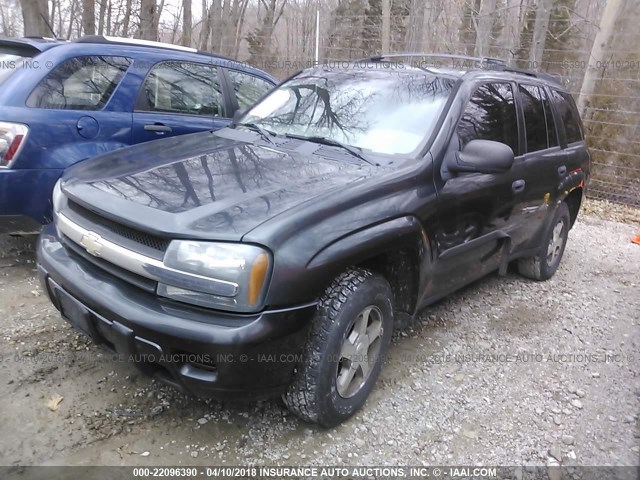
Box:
[80, 232, 103, 257]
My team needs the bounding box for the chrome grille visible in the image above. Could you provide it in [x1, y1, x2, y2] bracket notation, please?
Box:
[67, 200, 169, 258]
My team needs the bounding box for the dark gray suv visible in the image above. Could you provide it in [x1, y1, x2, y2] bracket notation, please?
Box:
[37, 54, 590, 427]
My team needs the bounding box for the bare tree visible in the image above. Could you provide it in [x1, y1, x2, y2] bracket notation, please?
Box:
[20, 0, 50, 36]
[246, 0, 288, 63]
[138, 0, 158, 40]
[474, 0, 497, 57]
[528, 0, 552, 67]
[381, 0, 390, 54]
[577, 0, 623, 115]
[122, 0, 132, 35]
[81, 0, 95, 35]
[182, 0, 192, 46]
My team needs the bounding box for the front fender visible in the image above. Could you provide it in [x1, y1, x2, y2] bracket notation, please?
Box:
[264, 216, 429, 308]
[308, 216, 426, 269]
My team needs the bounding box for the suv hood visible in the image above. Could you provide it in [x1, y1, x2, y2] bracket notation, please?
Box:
[62, 130, 375, 241]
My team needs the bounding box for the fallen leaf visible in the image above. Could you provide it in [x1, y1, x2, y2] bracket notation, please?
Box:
[47, 393, 64, 411]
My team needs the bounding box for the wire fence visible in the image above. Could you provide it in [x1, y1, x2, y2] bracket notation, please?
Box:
[236, 7, 640, 209]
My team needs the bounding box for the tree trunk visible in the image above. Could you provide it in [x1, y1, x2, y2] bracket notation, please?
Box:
[122, 0, 132, 35]
[138, 0, 157, 40]
[20, 0, 51, 36]
[577, 0, 623, 115]
[405, 0, 426, 52]
[81, 0, 95, 35]
[381, 0, 391, 54]
[66, 0, 76, 38]
[528, 0, 552, 67]
[182, 0, 192, 46]
[474, 0, 497, 57]
[98, 0, 107, 35]
[234, 0, 250, 56]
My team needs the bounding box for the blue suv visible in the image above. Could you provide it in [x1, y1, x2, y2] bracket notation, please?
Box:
[0, 35, 276, 233]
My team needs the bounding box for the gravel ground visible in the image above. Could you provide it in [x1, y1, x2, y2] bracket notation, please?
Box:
[0, 213, 638, 467]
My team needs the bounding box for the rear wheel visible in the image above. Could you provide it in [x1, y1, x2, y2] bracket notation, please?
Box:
[518, 202, 570, 281]
[283, 268, 393, 427]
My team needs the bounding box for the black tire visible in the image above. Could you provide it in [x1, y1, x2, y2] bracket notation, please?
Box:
[518, 202, 570, 281]
[282, 268, 393, 427]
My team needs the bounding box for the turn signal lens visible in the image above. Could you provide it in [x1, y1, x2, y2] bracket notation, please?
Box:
[248, 252, 269, 306]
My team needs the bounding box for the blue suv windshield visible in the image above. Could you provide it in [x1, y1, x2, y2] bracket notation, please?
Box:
[243, 67, 454, 156]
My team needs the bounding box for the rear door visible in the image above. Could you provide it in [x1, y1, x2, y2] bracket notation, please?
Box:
[511, 83, 567, 250]
[132, 61, 229, 143]
[21, 55, 133, 169]
[547, 88, 590, 184]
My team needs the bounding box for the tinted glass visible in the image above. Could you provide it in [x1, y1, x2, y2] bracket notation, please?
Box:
[551, 89, 583, 143]
[141, 62, 224, 117]
[27, 56, 130, 110]
[227, 70, 273, 110]
[519, 84, 548, 152]
[243, 68, 454, 155]
[541, 87, 559, 147]
[457, 82, 519, 153]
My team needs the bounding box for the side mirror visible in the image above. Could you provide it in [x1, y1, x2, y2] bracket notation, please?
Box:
[232, 108, 246, 124]
[448, 139, 514, 174]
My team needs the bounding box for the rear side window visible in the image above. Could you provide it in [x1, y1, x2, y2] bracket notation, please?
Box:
[227, 70, 273, 110]
[27, 56, 130, 110]
[551, 89, 583, 143]
[457, 82, 519, 154]
[519, 84, 547, 152]
[139, 62, 224, 117]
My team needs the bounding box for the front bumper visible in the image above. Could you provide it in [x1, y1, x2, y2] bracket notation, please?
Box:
[36, 223, 316, 399]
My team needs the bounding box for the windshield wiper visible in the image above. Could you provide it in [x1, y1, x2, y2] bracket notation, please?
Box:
[283, 134, 377, 166]
[235, 122, 276, 145]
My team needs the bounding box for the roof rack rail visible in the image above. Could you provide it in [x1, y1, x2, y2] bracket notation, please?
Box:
[355, 53, 507, 68]
[74, 35, 197, 52]
[489, 65, 562, 84]
[71, 35, 242, 64]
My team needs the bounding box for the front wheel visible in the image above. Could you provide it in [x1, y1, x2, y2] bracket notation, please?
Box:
[518, 202, 570, 281]
[283, 268, 393, 427]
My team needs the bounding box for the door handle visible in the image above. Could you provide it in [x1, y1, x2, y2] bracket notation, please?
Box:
[558, 165, 567, 177]
[144, 124, 172, 133]
[512, 179, 526, 194]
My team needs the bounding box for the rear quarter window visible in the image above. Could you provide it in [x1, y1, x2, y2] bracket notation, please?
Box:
[550, 89, 583, 144]
[27, 56, 131, 110]
[0, 46, 37, 86]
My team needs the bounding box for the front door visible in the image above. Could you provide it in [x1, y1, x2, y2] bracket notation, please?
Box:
[426, 81, 524, 302]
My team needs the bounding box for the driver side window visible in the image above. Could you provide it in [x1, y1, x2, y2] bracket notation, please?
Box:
[456, 82, 518, 154]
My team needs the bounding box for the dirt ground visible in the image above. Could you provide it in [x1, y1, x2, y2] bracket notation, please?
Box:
[0, 211, 638, 467]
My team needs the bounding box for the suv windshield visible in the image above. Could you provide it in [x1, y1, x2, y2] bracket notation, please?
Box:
[243, 67, 455, 156]
[0, 47, 36, 86]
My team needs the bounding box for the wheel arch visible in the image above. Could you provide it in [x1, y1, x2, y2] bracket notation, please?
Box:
[305, 215, 430, 326]
[563, 187, 583, 229]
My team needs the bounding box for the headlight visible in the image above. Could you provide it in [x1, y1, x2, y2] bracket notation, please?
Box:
[157, 240, 271, 312]
[52, 179, 65, 213]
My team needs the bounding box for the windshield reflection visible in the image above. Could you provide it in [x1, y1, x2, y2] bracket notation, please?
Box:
[243, 67, 455, 156]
